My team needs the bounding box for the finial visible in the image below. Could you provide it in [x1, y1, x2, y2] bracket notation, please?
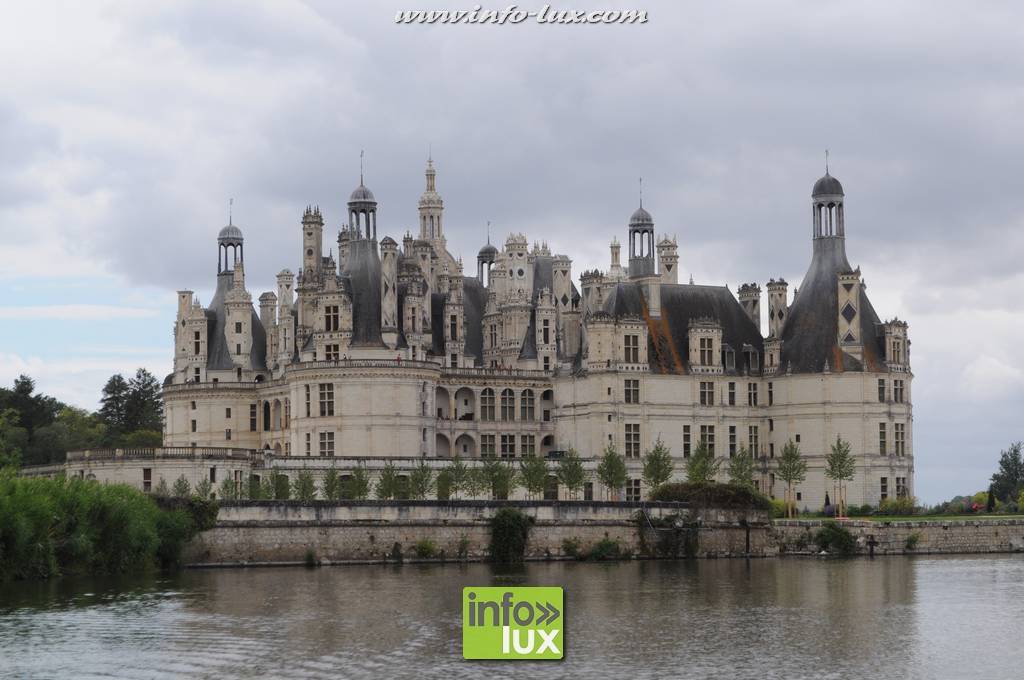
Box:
[825, 149, 829, 174]
[639, 176, 643, 208]
[428, 143, 432, 164]
[360, 149, 364, 185]
[486, 220, 491, 245]
[229, 198, 233, 225]
[689, 274, 694, 285]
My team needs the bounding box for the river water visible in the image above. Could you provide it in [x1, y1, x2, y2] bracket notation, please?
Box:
[1, 555, 1022, 679]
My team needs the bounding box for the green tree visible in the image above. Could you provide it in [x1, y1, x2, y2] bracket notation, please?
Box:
[322, 467, 342, 501]
[556, 448, 586, 499]
[824, 436, 856, 516]
[409, 460, 436, 500]
[518, 455, 549, 499]
[481, 458, 516, 499]
[98, 374, 130, 438]
[154, 476, 170, 497]
[194, 478, 213, 500]
[990, 442, 1024, 502]
[986, 483, 997, 513]
[346, 466, 371, 500]
[258, 475, 275, 500]
[776, 439, 808, 518]
[271, 471, 291, 500]
[597, 444, 627, 499]
[685, 440, 721, 484]
[445, 456, 470, 499]
[218, 476, 239, 501]
[376, 462, 400, 500]
[172, 475, 191, 499]
[436, 469, 453, 500]
[642, 436, 674, 493]
[125, 368, 163, 433]
[294, 469, 317, 502]
[463, 466, 487, 499]
[0, 409, 24, 469]
[727, 444, 755, 489]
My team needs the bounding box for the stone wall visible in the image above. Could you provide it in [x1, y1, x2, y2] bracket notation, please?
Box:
[184, 501, 773, 566]
[773, 519, 1024, 555]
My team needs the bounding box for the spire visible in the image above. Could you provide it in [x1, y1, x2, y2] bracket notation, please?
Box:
[359, 149, 364, 185]
[825, 149, 830, 174]
[486, 220, 491, 245]
[639, 176, 643, 209]
[228, 197, 233, 226]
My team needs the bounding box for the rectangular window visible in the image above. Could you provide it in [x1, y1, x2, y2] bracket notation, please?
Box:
[319, 383, 334, 417]
[625, 423, 641, 458]
[305, 385, 311, 417]
[768, 418, 774, 432]
[319, 431, 335, 456]
[896, 476, 908, 498]
[521, 435, 535, 456]
[209, 467, 217, 483]
[729, 425, 737, 457]
[699, 381, 714, 406]
[699, 337, 713, 365]
[626, 478, 642, 503]
[225, 428, 232, 441]
[880, 476, 889, 501]
[305, 432, 311, 456]
[894, 379, 905, 403]
[249, 404, 257, 431]
[193, 331, 201, 354]
[747, 383, 758, 406]
[489, 324, 497, 348]
[683, 425, 691, 458]
[879, 423, 887, 455]
[624, 334, 639, 363]
[895, 422, 906, 456]
[235, 343, 241, 355]
[543, 356, 551, 372]
[234, 321, 242, 334]
[190, 400, 196, 410]
[142, 468, 152, 493]
[500, 434, 516, 459]
[542, 319, 550, 344]
[700, 425, 715, 456]
[325, 343, 340, 361]
[748, 425, 759, 456]
[191, 419, 197, 433]
[520, 392, 535, 421]
[624, 379, 639, 404]
[768, 382, 774, 406]
[194, 367, 201, 382]
[324, 305, 340, 332]
[878, 378, 886, 402]
[225, 407, 231, 419]
[583, 481, 594, 501]
[795, 433, 801, 444]
[481, 390, 495, 421]
[728, 382, 736, 406]
[769, 442, 774, 458]
[481, 434, 496, 457]
[450, 314, 458, 340]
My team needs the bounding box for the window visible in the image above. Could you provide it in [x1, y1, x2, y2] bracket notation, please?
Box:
[624, 334, 639, 363]
[728, 382, 736, 406]
[305, 433, 311, 456]
[769, 443, 774, 458]
[683, 425, 691, 458]
[450, 314, 458, 340]
[489, 324, 497, 349]
[481, 389, 495, 421]
[194, 367, 201, 382]
[324, 305, 340, 332]
[450, 353, 458, 368]
[748, 425, 759, 455]
[544, 475, 559, 500]
[879, 423, 887, 455]
[878, 378, 886, 402]
[500, 389, 515, 421]
[894, 379, 905, 403]
[626, 479, 642, 503]
[700, 381, 714, 406]
[250, 404, 257, 431]
[481, 434, 496, 457]
[191, 419, 197, 433]
[234, 322, 242, 334]
[729, 426, 737, 457]
[542, 319, 550, 344]
[225, 407, 231, 419]
[319, 431, 335, 456]
[624, 379, 639, 404]
[191, 400, 196, 410]
[625, 423, 641, 458]
[700, 425, 715, 456]
[880, 476, 889, 501]
[768, 382, 774, 406]
[142, 468, 152, 493]
[225, 428, 232, 440]
[724, 347, 735, 371]
[319, 383, 334, 417]
[699, 337, 713, 365]
[194, 332, 201, 354]
[896, 476, 908, 498]
[235, 343, 241, 355]
[583, 482, 594, 501]
[325, 343, 340, 361]
[747, 383, 758, 406]
[543, 356, 551, 371]
[895, 423, 906, 456]
[520, 390, 535, 421]
[768, 419, 774, 432]
[209, 467, 217, 483]
[500, 434, 516, 458]
[521, 435, 536, 456]
[305, 385, 311, 417]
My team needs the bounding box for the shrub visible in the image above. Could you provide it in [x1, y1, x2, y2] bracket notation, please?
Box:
[489, 508, 533, 564]
[272, 472, 291, 500]
[456, 535, 470, 560]
[194, 478, 213, 500]
[815, 520, 856, 555]
[293, 469, 316, 502]
[905, 532, 921, 551]
[649, 482, 771, 511]
[879, 496, 917, 516]
[561, 537, 582, 559]
[413, 539, 438, 559]
[304, 549, 317, 568]
[376, 462, 400, 500]
[321, 468, 341, 501]
[641, 437, 674, 492]
[586, 537, 622, 561]
[171, 475, 191, 499]
[769, 498, 788, 518]
[685, 441, 721, 485]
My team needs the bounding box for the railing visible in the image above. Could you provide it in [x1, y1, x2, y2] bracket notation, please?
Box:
[66, 447, 259, 463]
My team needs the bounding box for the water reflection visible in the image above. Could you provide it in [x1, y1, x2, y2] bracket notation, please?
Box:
[1, 556, 1022, 679]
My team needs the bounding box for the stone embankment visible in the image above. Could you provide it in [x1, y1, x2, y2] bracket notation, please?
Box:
[774, 518, 1024, 555]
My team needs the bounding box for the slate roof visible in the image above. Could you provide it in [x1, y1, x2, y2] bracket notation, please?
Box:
[344, 238, 384, 347]
[205, 272, 267, 371]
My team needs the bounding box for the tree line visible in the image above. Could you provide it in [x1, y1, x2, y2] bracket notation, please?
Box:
[0, 371, 164, 468]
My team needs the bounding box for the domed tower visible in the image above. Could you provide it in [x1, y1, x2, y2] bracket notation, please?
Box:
[812, 172, 845, 238]
[217, 219, 244, 275]
[628, 204, 655, 279]
[348, 159, 378, 241]
[418, 157, 444, 243]
[477, 232, 498, 286]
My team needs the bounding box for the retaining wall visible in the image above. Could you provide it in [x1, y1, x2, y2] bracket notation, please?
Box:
[773, 518, 1024, 555]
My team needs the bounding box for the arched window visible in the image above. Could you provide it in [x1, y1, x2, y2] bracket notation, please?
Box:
[520, 389, 535, 421]
[480, 388, 495, 421]
[262, 402, 270, 432]
[500, 389, 515, 422]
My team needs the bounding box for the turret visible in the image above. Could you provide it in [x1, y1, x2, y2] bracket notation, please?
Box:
[380, 236, 399, 347]
[418, 157, 444, 244]
[737, 283, 761, 334]
[301, 205, 324, 273]
[627, 205, 655, 279]
[766, 278, 788, 338]
[657, 236, 678, 285]
[837, 267, 863, 362]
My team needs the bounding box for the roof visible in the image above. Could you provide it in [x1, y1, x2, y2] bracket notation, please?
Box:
[204, 273, 267, 372]
[629, 206, 653, 226]
[344, 238, 384, 346]
[349, 183, 376, 204]
[779, 236, 885, 373]
[217, 224, 243, 242]
[812, 173, 844, 197]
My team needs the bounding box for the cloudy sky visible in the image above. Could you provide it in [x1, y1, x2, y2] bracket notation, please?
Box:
[1, 1, 1022, 501]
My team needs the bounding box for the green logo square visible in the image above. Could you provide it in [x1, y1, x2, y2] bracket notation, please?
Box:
[462, 587, 564, 660]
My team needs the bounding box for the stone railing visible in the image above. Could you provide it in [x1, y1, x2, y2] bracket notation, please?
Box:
[66, 447, 258, 463]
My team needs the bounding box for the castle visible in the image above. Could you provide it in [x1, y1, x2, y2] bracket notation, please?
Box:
[161, 160, 913, 507]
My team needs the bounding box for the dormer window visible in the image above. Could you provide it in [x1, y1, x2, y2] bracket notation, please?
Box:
[723, 346, 735, 371]
[699, 337, 713, 365]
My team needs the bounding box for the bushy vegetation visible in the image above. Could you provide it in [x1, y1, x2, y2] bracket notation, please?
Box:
[649, 481, 772, 511]
[0, 473, 217, 580]
[413, 539, 438, 559]
[814, 520, 856, 555]
[489, 507, 533, 564]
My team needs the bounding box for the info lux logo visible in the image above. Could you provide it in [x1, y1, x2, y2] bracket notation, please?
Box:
[462, 587, 563, 660]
